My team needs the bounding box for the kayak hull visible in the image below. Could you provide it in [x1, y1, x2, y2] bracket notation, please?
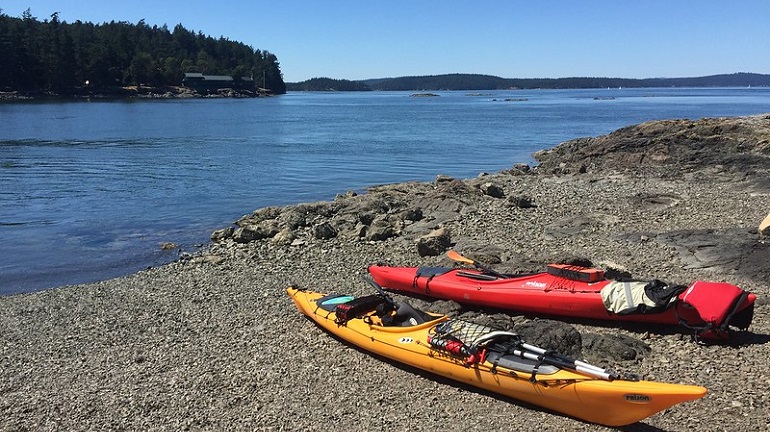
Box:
[368, 264, 755, 328]
[288, 287, 707, 427]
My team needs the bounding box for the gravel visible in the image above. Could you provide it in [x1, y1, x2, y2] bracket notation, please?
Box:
[2, 130, 770, 431]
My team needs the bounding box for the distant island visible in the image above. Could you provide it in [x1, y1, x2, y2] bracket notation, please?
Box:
[287, 72, 770, 92]
[0, 10, 286, 98]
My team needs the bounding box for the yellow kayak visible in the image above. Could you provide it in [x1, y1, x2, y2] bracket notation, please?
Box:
[287, 284, 707, 427]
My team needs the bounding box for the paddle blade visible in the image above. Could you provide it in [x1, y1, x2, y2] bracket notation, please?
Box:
[447, 250, 475, 265]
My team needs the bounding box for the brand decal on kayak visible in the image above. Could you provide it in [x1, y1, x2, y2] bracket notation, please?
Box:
[624, 394, 652, 403]
[525, 281, 547, 288]
[398, 337, 414, 344]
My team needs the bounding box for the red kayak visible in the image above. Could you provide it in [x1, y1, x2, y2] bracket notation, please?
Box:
[368, 253, 755, 342]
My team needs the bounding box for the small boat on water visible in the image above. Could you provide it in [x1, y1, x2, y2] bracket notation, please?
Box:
[368, 251, 755, 342]
[287, 283, 707, 427]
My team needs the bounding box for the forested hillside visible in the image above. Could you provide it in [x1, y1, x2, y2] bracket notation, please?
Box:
[287, 77, 371, 92]
[288, 73, 770, 92]
[362, 73, 770, 91]
[0, 10, 286, 95]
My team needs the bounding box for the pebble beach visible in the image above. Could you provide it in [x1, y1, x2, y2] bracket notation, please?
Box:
[2, 114, 770, 431]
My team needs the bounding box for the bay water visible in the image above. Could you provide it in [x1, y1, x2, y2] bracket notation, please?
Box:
[2, 88, 769, 295]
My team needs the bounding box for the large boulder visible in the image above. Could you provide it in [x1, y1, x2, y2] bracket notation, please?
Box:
[210, 227, 234, 242]
[480, 182, 505, 198]
[582, 333, 651, 363]
[364, 216, 398, 241]
[232, 221, 279, 243]
[312, 222, 338, 240]
[508, 194, 534, 209]
[416, 227, 452, 257]
[514, 319, 583, 359]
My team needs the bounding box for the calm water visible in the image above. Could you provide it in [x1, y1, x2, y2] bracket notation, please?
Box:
[2, 88, 769, 295]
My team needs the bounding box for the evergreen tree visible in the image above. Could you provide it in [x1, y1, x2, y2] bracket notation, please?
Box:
[0, 11, 286, 94]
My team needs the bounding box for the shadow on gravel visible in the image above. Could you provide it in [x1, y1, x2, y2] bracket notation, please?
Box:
[727, 331, 770, 346]
[618, 423, 668, 432]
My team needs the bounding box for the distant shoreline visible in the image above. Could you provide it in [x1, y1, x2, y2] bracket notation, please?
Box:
[5, 84, 768, 100]
[287, 72, 770, 92]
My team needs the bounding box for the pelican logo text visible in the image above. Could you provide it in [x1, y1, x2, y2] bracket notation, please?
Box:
[624, 394, 651, 403]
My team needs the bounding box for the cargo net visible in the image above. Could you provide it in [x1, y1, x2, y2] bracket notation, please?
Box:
[428, 318, 630, 381]
[432, 319, 495, 346]
[428, 319, 520, 365]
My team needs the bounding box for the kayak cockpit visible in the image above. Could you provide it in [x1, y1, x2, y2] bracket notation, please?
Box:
[313, 291, 445, 330]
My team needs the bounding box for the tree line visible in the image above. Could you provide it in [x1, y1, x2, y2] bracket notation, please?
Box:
[288, 77, 371, 92]
[0, 9, 286, 95]
[287, 73, 770, 92]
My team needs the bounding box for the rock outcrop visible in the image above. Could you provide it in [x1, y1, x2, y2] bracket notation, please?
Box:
[533, 113, 770, 175]
[210, 112, 770, 282]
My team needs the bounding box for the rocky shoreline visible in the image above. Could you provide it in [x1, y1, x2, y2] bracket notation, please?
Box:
[2, 113, 770, 431]
[0, 85, 271, 101]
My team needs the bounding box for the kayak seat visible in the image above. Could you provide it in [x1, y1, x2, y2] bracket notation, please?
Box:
[381, 301, 434, 327]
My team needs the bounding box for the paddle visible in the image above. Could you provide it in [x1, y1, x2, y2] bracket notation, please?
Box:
[437, 330, 620, 381]
[517, 342, 620, 380]
[471, 332, 619, 381]
[363, 276, 431, 325]
[363, 276, 397, 308]
[446, 250, 508, 279]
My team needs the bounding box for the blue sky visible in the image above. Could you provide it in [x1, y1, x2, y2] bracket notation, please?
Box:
[3, 1, 769, 82]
